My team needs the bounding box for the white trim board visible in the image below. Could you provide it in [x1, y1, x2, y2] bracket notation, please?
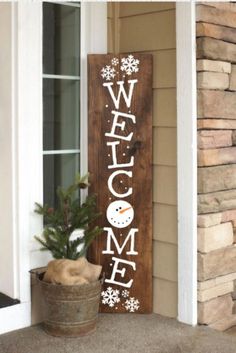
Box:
[0, 1, 17, 300]
[0, 303, 31, 335]
[176, 2, 198, 326]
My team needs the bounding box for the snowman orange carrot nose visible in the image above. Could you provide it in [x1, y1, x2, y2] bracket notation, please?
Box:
[119, 207, 132, 214]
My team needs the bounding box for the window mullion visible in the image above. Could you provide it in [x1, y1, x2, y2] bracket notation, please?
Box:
[43, 74, 80, 80]
[43, 149, 80, 155]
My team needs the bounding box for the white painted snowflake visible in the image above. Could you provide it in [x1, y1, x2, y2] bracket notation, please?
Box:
[121, 289, 130, 298]
[121, 55, 139, 75]
[101, 287, 120, 307]
[101, 65, 116, 81]
[124, 297, 140, 312]
[111, 57, 119, 66]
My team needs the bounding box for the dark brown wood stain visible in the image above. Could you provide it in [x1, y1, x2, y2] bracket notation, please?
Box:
[88, 54, 153, 313]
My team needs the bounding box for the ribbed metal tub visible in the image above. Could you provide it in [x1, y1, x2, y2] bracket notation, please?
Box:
[37, 273, 102, 337]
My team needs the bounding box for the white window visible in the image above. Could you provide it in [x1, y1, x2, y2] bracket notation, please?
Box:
[42, 2, 81, 206]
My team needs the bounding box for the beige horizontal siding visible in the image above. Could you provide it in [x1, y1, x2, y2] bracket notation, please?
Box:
[153, 88, 177, 127]
[153, 166, 177, 205]
[153, 241, 177, 281]
[120, 10, 176, 52]
[107, 18, 113, 54]
[107, 2, 113, 18]
[107, 3, 118, 54]
[120, 2, 175, 17]
[108, 3, 177, 318]
[153, 127, 177, 166]
[153, 203, 177, 244]
[152, 50, 176, 88]
[153, 277, 178, 317]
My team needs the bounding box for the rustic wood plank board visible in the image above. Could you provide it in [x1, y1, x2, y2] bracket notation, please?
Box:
[88, 54, 153, 313]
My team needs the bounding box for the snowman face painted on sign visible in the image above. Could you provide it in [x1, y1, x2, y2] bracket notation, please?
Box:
[107, 200, 134, 228]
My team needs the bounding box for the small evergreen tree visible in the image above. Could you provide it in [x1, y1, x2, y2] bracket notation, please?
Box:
[34, 173, 102, 260]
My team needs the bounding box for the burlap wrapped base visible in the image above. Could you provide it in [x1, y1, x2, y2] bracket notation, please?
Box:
[43, 257, 102, 285]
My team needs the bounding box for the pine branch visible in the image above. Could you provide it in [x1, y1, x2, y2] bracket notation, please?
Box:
[34, 173, 102, 260]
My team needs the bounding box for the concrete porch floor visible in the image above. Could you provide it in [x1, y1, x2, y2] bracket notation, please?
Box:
[1, 314, 236, 353]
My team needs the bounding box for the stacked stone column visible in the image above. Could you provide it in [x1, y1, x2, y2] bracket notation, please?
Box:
[197, 3, 236, 330]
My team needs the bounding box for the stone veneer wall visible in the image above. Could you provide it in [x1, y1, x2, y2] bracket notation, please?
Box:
[197, 2, 236, 331]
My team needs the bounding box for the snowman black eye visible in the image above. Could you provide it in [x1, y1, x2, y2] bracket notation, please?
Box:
[119, 207, 122, 210]
[116, 209, 118, 212]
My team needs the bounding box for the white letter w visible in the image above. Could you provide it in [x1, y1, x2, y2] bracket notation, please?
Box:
[103, 79, 138, 109]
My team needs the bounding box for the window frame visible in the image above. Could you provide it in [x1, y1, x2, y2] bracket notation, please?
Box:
[42, 1, 81, 208]
[0, 0, 107, 334]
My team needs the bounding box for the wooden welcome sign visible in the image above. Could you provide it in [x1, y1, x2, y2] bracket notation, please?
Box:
[88, 54, 152, 313]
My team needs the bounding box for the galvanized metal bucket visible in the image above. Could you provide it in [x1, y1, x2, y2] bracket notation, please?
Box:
[36, 273, 103, 337]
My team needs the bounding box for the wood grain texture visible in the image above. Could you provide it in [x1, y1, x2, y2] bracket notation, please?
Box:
[88, 54, 153, 313]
